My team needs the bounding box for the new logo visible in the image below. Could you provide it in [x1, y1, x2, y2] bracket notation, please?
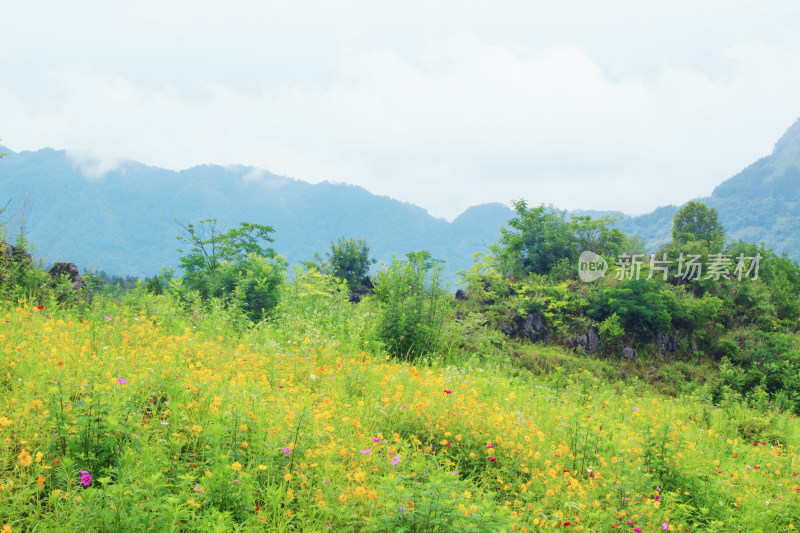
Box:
[578, 251, 608, 283]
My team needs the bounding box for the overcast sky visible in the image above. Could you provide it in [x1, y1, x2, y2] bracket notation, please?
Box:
[2, 1, 800, 220]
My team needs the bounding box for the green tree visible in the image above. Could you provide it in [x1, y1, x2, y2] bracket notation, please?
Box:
[175, 219, 285, 320]
[312, 236, 376, 292]
[495, 200, 627, 278]
[495, 201, 578, 278]
[671, 201, 726, 250]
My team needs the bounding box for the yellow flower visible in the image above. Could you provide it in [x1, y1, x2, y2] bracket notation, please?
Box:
[284, 472, 292, 482]
[258, 464, 267, 471]
[2, 523, 11, 533]
[232, 461, 242, 472]
[37, 475, 45, 487]
[0, 416, 12, 428]
[35, 451, 44, 463]
[18, 449, 33, 467]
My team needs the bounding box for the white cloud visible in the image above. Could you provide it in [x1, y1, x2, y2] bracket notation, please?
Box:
[66, 150, 122, 180]
[2, 2, 800, 219]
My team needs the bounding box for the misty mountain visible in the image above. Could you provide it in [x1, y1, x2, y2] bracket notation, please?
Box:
[0, 148, 512, 282]
[615, 118, 800, 262]
[2, 116, 799, 284]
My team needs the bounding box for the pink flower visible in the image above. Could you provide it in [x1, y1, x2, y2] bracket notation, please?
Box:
[662, 522, 669, 530]
[116, 378, 128, 384]
[360, 449, 371, 455]
[373, 437, 382, 443]
[103, 316, 112, 321]
[280, 447, 291, 457]
[79, 471, 92, 487]
[444, 390, 452, 394]
[392, 456, 401, 466]
[634, 529, 642, 533]
[488, 456, 497, 462]
[487, 444, 494, 449]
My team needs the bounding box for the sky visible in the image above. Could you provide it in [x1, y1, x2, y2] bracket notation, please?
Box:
[2, 0, 800, 221]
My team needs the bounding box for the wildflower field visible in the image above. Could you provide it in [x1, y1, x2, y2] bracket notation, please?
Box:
[1, 289, 800, 532]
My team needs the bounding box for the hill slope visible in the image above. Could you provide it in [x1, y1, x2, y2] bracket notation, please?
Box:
[617, 118, 800, 260]
[0, 149, 512, 280]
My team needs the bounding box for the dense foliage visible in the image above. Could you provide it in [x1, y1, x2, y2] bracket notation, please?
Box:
[310, 236, 376, 292]
[173, 219, 286, 321]
[494, 200, 635, 279]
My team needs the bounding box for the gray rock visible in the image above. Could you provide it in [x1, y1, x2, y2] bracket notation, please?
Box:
[522, 313, 546, 341]
[568, 326, 600, 354]
[500, 322, 518, 337]
[655, 332, 677, 356]
[455, 289, 467, 300]
[620, 345, 638, 359]
[49, 262, 90, 302]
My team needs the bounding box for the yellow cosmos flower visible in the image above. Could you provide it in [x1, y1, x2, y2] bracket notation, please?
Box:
[18, 449, 33, 467]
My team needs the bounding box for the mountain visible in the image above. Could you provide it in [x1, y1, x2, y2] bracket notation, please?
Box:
[2, 117, 799, 283]
[0, 148, 512, 282]
[616, 118, 800, 262]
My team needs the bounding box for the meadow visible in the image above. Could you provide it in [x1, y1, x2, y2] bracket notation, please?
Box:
[2, 278, 799, 532]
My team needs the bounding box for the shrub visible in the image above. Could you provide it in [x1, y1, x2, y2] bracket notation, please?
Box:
[372, 251, 448, 361]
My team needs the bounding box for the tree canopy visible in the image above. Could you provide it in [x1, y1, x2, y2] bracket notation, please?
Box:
[671, 201, 726, 250]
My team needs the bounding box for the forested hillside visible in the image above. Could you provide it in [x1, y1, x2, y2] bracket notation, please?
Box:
[0, 147, 511, 280]
[2, 117, 800, 282]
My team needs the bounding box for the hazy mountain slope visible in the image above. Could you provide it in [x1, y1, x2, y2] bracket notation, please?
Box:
[616, 118, 800, 262]
[2, 117, 798, 283]
[0, 148, 512, 281]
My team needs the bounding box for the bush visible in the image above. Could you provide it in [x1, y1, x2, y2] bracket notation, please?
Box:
[372, 251, 448, 361]
[213, 254, 286, 321]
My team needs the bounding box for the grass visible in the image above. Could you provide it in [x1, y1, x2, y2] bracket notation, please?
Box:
[1, 289, 800, 532]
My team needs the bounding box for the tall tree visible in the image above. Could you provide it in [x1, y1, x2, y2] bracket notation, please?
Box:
[671, 201, 726, 250]
[313, 236, 376, 292]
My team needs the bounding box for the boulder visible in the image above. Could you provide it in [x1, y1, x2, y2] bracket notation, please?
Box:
[620, 345, 638, 359]
[522, 312, 546, 342]
[10, 244, 32, 263]
[574, 326, 600, 354]
[500, 321, 518, 337]
[655, 332, 677, 356]
[455, 289, 467, 301]
[49, 262, 91, 302]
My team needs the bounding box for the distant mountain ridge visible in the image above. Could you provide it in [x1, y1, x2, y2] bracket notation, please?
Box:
[1, 117, 799, 282]
[0, 147, 512, 281]
[616, 117, 800, 262]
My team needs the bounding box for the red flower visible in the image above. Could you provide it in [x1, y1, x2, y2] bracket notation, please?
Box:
[444, 390, 452, 394]
[36, 305, 44, 310]
[563, 522, 571, 527]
